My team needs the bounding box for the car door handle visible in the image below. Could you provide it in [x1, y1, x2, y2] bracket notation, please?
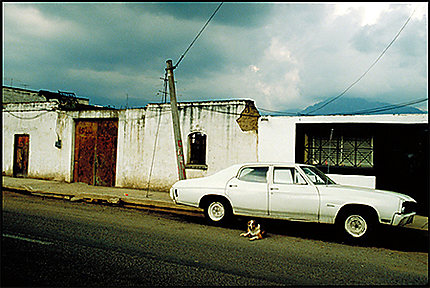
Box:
[229, 184, 237, 188]
[270, 187, 279, 190]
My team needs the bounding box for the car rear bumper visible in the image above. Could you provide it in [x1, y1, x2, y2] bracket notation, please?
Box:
[392, 212, 415, 226]
[170, 188, 177, 203]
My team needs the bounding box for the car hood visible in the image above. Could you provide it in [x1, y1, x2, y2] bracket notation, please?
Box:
[172, 164, 242, 189]
[323, 184, 416, 202]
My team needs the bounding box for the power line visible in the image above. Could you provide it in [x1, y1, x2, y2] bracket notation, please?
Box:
[5, 110, 53, 120]
[305, 7, 416, 115]
[258, 107, 299, 116]
[146, 70, 170, 196]
[174, 2, 223, 69]
[343, 97, 428, 115]
[258, 97, 428, 117]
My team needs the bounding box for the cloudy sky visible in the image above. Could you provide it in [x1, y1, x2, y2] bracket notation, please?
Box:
[3, 2, 428, 112]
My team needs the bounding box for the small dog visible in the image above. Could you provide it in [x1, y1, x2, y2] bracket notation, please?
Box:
[240, 220, 266, 241]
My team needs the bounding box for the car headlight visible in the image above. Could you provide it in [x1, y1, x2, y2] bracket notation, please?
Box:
[401, 201, 416, 214]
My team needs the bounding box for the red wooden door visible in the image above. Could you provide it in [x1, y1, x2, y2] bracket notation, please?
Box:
[95, 120, 118, 186]
[74, 121, 97, 185]
[74, 119, 118, 187]
[13, 134, 29, 177]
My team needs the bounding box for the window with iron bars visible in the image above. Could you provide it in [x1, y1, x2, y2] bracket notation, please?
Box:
[304, 134, 374, 168]
[187, 132, 207, 168]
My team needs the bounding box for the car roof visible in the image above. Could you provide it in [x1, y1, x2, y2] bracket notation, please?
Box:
[237, 162, 306, 167]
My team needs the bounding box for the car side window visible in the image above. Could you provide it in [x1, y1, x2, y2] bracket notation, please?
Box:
[238, 167, 268, 183]
[294, 170, 308, 185]
[274, 168, 294, 184]
[274, 168, 307, 185]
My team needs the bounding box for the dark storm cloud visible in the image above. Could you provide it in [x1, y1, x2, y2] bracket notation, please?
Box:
[126, 2, 274, 27]
[3, 2, 427, 111]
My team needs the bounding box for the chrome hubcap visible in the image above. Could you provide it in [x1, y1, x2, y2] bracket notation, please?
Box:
[208, 202, 225, 221]
[345, 215, 367, 238]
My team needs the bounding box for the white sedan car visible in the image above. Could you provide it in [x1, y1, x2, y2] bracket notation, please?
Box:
[170, 163, 417, 241]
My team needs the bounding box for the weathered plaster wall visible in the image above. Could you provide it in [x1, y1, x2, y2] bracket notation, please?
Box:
[4, 100, 258, 190]
[3, 103, 121, 182]
[5, 98, 426, 191]
[116, 108, 148, 188]
[116, 100, 259, 191]
[2, 102, 68, 180]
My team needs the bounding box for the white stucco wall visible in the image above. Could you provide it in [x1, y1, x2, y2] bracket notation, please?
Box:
[116, 108, 147, 188]
[3, 103, 121, 182]
[258, 117, 297, 162]
[2, 102, 70, 180]
[11, 99, 423, 190]
[327, 174, 376, 188]
[116, 101, 259, 190]
[3, 100, 257, 190]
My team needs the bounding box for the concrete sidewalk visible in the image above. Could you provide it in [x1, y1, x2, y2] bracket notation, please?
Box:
[2, 175, 428, 232]
[2, 175, 201, 215]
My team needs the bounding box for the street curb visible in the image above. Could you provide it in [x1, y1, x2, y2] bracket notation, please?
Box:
[2, 185, 203, 216]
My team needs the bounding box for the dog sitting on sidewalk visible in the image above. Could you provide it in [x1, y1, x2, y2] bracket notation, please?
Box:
[240, 219, 266, 241]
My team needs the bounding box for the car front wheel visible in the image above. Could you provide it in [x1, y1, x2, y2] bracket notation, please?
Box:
[344, 214, 368, 238]
[204, 199, 231, 225]
[337, 210, 376, 243]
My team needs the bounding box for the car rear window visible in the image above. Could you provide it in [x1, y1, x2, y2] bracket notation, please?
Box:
[238, 167, 268, 183]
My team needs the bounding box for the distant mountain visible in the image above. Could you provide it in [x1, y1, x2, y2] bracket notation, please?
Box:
[299, 97, 426, 116]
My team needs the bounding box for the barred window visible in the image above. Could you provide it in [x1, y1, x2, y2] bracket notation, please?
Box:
[188, 132, 207, 166]
[304, 135, 373, 168]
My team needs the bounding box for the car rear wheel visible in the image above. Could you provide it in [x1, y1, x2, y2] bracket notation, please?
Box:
[204, 199, 231, 225]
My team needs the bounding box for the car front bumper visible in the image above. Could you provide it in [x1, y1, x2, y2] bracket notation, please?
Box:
[392, 212, 415, 226]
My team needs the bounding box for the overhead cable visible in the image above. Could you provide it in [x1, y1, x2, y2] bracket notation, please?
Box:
[257, 97, 427, 117]
[342, 97, 428, 115]
[258, 107, 299, 116]
[305, 7, 416, 115]
[5, 110, 52, 120]
[174, 2, 223, 69]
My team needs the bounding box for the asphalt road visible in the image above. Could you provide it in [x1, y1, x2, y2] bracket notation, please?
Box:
[2, 191, 428, 286]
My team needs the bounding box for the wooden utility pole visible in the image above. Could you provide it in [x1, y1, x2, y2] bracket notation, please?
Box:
[166, 59, 186, 180]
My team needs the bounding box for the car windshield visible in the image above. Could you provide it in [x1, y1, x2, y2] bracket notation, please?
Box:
[300, 166, 336, 185]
